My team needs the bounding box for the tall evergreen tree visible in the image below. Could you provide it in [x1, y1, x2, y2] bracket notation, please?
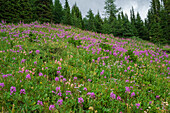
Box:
[104, 0, 121, 19]
[71, 3, 83, 28]
[135, 12, 148, 40]
[53, 0, 63, 24]
[18, 0, 32, 23]
[62, 0, 71, 25]
[86, 9, 96, 32]
[130, 7, 138, 36]
[94, 11, 103, 33]
[35, 0, 53, 23]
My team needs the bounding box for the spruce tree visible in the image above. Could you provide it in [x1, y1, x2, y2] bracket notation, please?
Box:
[94, 11, 103, 33]
[62, 0, 71, 25]
[86, 9, 96, 32]
[71, 3, 83, 28]
[53, 0, 63, 24]
[35, 0, 53, 23]
[18, 0, 32, 23]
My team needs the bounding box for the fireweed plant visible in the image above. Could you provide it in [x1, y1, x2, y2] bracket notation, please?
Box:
[0, 21, 169, 112]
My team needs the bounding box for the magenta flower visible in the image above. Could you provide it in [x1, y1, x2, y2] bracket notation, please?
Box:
[58, 67, 62, 70]
[57, 71, 60, 74]
[37, 100, 43, 106]
[117, 95, 121, 101]
[26, 74, 31, 80]
[74, 77, 77, 80]
[58, 92, 62, 96]
[125, 87, 131, 93]
[21, 59, 26, 63]
[66, 91, 72, 95]
[10, 86, 16, 95]
[55, 77, 59, 82]
[100, 70, 104, 75]
[110, 92, 116, 99]
[39, 72, 43, 76]
[124, 70, 127, 72]
[88, 79, 92, 82]
[131, 92, 135, 97]
[136, 103, 140, 109]
[87, 92, 95, 99]
[60, 75, 63, 78]
[149, 101, 152, 104]
[2, 75, 8, 78]
[20, 89, 26, 94]
[0, 83, 4, 90]
[57, 99, 63, 105]
[63, 78, 66, 82]
[34, 61, 37, 65]
[156, 95, 160, 99]
[78, 97, 84, 104]
[49, 105, 55, 110]
[83, 87, 87, 91]
[36, 50, 40, 54]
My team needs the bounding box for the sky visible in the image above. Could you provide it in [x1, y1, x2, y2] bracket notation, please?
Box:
[54, 0, 151, 20]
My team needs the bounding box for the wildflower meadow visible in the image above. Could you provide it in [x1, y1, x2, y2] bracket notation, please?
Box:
[0, 21, 169, 112]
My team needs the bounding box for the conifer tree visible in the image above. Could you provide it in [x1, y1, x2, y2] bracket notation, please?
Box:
[71, 3, 83, 28]
[86, 9, 96, 32]
[35, 0, 53, 23]
[94, 11, 103, 33]
[53, 0, 63, 24]
[62, 0, 71, 25]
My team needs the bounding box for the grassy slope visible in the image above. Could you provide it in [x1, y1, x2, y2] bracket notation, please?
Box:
[0, 22, 169, 112]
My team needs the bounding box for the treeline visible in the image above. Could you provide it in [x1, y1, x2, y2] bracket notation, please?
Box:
[0, 0, 169, 44]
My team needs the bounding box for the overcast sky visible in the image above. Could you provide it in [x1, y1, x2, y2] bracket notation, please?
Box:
[54, 0, 151, 20]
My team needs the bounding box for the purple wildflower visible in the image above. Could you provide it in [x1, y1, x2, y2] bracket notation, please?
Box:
[156, 95, 160, 99]
[131, 92, 135, 97]
[63, 78, 66, 82]
[110, 92, 116, 99]
[58, 92, 62, 96]
[57, 71, 60, 74]
[125, 87, 131, 93]
[78, 97, 84, 104]
[10, 86, 16, 95]
[136, 103, 140, 109]
[2, 75, 8, 78]
[66, 91, 72, 95]
[39, 72, 43, 76]
[20, 89, 26, 94]
[83, 87, 87, 91]
[58, 67, 62, 70]
[0, 83, 4, 90]
[37, 100, 43, 106]
[26, 74, 31, 80]
[87, 92, 95, 99]
[100, 70, 104, 75]
[117, 95, 121, 101]
[88, 79, 92, 82]
[36, 50, 40, 54]
[149, 101, 152, 104]
[74, 77, 77, 80]
[21, 59, 26, 63]
[55, 77, 59, 82]
[57, 99, 63, 105]
[49, 105, 55, 110]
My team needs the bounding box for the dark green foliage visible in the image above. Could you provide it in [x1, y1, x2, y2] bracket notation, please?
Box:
[99, 43, 112, 50]
[53, 0, 63, 24]
[125, 50, 138, 62]
[35, 0, 53, 23]
[86, 9, 96, 32]
[94, 11, 103, 33]
[71, 3, 83, 28]
[68, 37, 82, 47]
[62, 0, 71, 25]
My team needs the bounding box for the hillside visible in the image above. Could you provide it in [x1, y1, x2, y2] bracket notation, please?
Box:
[0, 22, 169, 112]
